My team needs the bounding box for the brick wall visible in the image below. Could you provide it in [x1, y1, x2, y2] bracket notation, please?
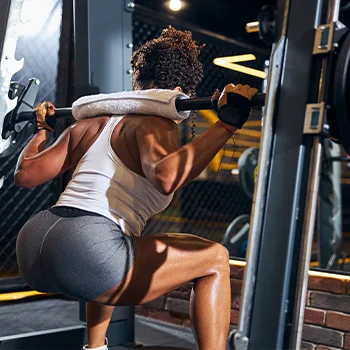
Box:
[135, 262, 350, 349]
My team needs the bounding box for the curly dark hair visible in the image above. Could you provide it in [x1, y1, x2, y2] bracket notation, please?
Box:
[131, 26, 204, 98]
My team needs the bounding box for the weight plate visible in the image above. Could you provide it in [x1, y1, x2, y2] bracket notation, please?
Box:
[333, 31, 350, 155]
[238, 147, 259, 199]
[222, 214, 250, 258]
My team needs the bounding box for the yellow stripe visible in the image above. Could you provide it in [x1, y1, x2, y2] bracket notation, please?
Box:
[218, 163, 239, 170]
[245, 120, 262, 127]
[223, 150, 244, 158]
[193, 121, 210, 128]
[310, 257, 350, 267]
[236, 129, 261, 138]
[198, 110, 218, 125]
[0, 290, 49, 302]
[213, 55, 267, 79]
[229, 259, 350, 281]
[229, 139, 260, 148]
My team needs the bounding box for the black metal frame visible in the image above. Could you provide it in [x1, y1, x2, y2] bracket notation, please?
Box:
[0, 0, 11, 59]
[73, 0, 133, 98]
[232, 0, 340, 349]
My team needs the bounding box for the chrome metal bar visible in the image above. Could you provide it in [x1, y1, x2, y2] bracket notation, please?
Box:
[290, 138, 323, 350]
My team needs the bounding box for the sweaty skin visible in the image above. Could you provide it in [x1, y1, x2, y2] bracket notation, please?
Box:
[14, 83, 257, 192]
[14, 83, 258, 350]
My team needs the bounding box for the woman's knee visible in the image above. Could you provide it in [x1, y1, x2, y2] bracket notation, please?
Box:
[209, 243, 230, 274]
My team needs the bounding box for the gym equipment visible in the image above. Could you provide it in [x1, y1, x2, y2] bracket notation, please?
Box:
[333, 27, 350, 157]
[318, 140, 343, 270]
[229, 0, 347, 349]
[222, 214, 250, 258]
[245, 6, 350, 157]
[245, 5, 277, 46]
[237, 148, 259, 200]
[0, 78, 266, 159]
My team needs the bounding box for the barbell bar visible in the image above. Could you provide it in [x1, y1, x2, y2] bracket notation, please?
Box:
[13, 93, 266, 125]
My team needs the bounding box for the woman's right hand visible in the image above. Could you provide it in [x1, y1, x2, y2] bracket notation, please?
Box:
[213, 83, 259, 129]
[218, 83, 258, 107]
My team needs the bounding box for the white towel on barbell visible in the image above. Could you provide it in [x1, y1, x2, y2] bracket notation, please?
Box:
[72, 89, 191, 122]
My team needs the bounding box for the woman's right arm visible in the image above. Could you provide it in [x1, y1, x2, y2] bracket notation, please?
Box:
[136, 84, 258, 195]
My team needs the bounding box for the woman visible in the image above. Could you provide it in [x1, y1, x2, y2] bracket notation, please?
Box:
[15, 27, 257, 350]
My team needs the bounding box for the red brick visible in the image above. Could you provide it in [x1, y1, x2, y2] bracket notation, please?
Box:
[230, 265, 244, 279]
[316, 346, 342, 350]
[182, 318, 191, 328]
[310, 292, 350, 313]
[230, 309, 239, 325]
[326, 311, 350, 332]
[167, 289, 192, 300]
[231, 294, 241, 310]
[344, 333, 350, 349]
[302, 342, 316, 350]
[230, 278, 243, 295]
[167, 283, 193, 300]
[135, 306, 182, 326]
[302, 324, 344, 348]
[308, 276, 347, 294]
[143, 296, 165, 310]
[165, 297, 190, 316]
[304, 308, 326, 326]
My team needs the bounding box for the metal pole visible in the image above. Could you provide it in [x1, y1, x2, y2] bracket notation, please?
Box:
[290, 1, 340, 347]
[290, 138, 323, 349]
[233, 2, 291, 348]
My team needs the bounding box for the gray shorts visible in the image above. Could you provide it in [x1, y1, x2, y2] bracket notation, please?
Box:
[16, 207, 138, 301]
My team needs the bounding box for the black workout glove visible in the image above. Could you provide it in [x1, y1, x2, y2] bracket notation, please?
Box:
[214, 92, 252, 129]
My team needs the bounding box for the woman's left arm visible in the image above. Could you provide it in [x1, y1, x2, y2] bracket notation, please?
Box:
[14, 103, 72, 188]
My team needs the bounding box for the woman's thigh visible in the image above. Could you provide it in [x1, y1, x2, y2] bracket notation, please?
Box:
[92, 233, 229, 305]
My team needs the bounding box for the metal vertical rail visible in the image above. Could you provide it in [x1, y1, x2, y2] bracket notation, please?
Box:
[290, 1, 340, 348]
[233, 0, 328, 348]
[233, 1, 290, 348]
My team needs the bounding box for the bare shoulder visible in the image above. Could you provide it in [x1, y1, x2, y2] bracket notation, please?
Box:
[129, 115, 179, 135]
[69, 116, 108, 132]
[67, 116, 110, 154]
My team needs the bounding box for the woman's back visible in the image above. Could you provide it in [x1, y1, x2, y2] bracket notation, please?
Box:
[57, 115, 173, 236]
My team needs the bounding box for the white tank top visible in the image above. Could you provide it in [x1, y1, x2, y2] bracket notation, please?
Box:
[54, 117, 174, 236]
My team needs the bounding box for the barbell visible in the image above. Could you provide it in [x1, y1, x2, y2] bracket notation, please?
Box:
[0, 79, 266, 159]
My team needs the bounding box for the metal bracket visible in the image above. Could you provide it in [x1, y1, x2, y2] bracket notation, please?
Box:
[234, 332, 249, 350]
[124, 0, 135, 12]
[313, 22, 335, 54]
[303, 102, 326, 134]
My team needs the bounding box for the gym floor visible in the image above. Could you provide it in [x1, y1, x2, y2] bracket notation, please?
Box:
[113, 317, 195, 350]
[0, 298, 196, 350]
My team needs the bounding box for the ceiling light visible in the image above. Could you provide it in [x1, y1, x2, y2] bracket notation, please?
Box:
[169, 0, 182, 11]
